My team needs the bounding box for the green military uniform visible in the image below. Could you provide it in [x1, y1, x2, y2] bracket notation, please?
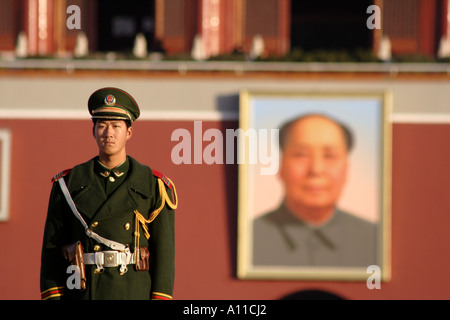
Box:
[40, 88, 177, 300]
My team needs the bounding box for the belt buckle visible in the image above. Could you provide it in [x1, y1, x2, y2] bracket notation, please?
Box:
[103, 251, 119, 267]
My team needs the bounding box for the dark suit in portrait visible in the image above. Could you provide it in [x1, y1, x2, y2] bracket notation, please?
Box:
[251, 113, 378, 269]
[253, 202, 377, 267]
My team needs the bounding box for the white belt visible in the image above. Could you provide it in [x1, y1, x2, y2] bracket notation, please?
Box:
[84, 251, 136, 274]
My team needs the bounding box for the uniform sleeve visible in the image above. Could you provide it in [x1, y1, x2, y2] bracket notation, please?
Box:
[149, 180, 176, 300]
[40, 182, 69, 300]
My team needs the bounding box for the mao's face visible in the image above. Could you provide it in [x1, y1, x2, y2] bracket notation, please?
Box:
[279, 116, 349, 210]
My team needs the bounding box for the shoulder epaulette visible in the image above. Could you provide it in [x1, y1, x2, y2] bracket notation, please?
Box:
[152, 169, 173, 189]
[51, 169, 72, 183]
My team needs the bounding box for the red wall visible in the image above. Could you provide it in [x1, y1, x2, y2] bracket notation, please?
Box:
[0, 119, 449, 300]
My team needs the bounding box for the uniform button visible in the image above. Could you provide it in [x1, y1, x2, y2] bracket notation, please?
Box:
[93, 245, 101, 251]
[124, 223, 130, 230]
[109, 176, 115, 182]
[91, 221, 99, 228]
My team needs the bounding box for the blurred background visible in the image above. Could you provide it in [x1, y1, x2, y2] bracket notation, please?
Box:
[0, 0, 449, 300]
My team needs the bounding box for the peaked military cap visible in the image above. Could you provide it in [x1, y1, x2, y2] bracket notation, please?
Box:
[88, 87, 140, 123]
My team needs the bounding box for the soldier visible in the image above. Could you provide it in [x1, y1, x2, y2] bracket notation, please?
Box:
[40, 87, 177, 300]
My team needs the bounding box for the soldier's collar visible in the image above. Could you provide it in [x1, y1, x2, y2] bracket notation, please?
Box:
[95, 157, 130, 178]
[66, 157, 151, 197]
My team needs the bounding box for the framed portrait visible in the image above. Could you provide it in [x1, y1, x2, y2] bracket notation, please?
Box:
[237, 90, 392, 281]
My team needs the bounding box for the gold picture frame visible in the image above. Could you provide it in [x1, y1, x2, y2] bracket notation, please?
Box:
[0, 129, 12, 222]
[237, 90, 392, 281]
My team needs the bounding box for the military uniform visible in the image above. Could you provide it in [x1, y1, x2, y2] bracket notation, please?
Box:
[40, 88, 177, 300]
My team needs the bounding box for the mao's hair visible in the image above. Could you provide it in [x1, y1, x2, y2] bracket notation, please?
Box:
[278, 113, 354, 152]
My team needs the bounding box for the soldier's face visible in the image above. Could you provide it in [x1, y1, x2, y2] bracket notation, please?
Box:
[94, 120, 133, 157]
[279, 116, 349, 211]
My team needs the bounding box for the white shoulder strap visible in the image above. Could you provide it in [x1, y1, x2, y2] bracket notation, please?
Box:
[58, 178, 128, 252]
